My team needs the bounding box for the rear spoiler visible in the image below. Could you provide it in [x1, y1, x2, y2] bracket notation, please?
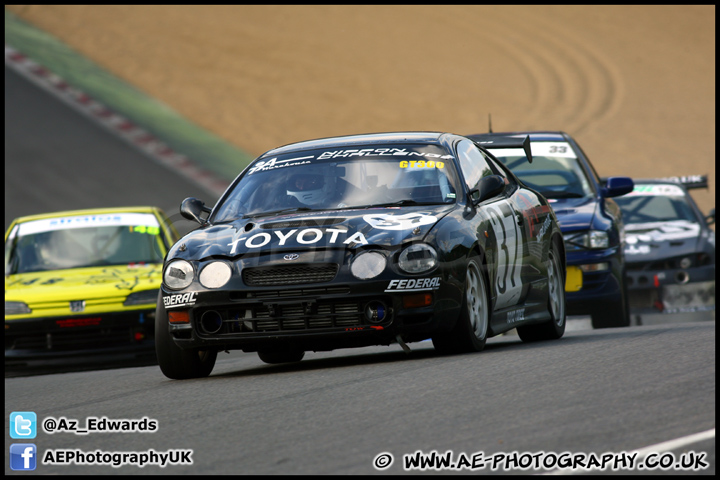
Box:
[470, 135, 533, 164]
[600, 174, 709, 190]
[655, 174, 709, 190]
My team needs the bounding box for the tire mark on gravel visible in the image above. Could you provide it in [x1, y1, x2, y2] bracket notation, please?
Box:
[431, 7, 560, 130]
[449, 6, 623, 135]
[506, 7, 625, 135]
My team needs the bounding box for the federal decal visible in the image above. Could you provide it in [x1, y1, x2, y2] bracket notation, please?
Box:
[385, 277, 441, 292]
[164, 292, 198, 309]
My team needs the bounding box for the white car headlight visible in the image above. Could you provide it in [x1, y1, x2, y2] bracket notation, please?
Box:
[164, 260, 194, 290]
[588, 231, 609, 249]
[563, 231, 609, 250]
[199, 261, 232, 288]
[351, 251, 386, 280]
[398, 244, 437, 274]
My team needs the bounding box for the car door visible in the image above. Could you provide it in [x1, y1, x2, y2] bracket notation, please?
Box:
[456, 139, 526, 310]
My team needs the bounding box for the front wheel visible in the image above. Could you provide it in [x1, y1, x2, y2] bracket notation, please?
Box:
[432, 256, 489, 354]
[517, 239, 566, 342]
[155, 294, 217, 379]
[591, 273, 630, 328]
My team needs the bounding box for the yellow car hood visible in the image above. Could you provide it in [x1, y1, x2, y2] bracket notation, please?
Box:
[5, 264, 163, 320]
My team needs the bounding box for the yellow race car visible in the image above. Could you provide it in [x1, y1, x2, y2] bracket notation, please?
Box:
[5, 206, 179, 362]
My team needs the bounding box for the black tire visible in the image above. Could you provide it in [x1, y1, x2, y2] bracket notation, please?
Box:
[257, 350, 305, 364]
[590, 271, 631, 329]
[517, 239, 566, 342]
[432, 256, 489, 354]
[155, 294, 217, 379]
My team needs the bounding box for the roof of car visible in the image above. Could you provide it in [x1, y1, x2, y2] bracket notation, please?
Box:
[261, 131, 450, 157]
[631, 175, 708, 191]
[632, 179, 690, 186]
[9, 206, 162, 225]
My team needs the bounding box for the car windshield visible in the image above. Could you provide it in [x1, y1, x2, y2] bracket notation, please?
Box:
[613, 184, 699, 224]
[212, 144, 461, 222]
[488, 141, 593, 198]
[5, 213, 165, 274]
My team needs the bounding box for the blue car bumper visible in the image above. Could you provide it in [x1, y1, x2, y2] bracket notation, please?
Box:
[564, 247, 625, 316]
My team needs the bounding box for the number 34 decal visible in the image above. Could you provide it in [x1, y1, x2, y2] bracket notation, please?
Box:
[486, 202, 524, 309]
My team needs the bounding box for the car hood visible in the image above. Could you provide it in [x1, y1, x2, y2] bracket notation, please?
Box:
[546, 197, 597, 231]
[623, 220, 705, 262]
[5, 264, 162, 304]
[170, 205, 456, 260]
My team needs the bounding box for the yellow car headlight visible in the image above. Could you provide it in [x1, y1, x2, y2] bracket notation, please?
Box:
[5, 301, 31, 315]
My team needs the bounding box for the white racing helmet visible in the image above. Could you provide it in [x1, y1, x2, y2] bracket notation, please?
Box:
[287, 171, 329, 206]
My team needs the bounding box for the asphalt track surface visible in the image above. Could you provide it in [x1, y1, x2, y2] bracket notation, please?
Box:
[4, 66, 715, 475]
[4, 66, 220, 232]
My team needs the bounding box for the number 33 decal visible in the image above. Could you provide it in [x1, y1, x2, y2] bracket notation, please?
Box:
[486, 202, 524, 309]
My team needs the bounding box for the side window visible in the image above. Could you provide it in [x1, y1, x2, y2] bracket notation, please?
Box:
[456, 139, 495, 190]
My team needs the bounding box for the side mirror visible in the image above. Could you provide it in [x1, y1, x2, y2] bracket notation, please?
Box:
[602, 177, 634, 198]
[180, 197, 211, 225]
[706, 208, 715, 226]
[469, 175, 505, 206]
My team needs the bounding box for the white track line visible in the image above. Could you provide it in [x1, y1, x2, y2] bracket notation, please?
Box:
[545, 428, 715, 475]
[630, 428, 715, 460]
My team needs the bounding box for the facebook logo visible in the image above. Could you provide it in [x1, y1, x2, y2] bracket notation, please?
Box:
[10, 411, 37, 439]
[10, 444, 37, 471]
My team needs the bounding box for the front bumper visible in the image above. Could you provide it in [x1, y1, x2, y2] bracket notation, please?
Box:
[163, 277, 462, 353]
[564, 247, 624, 316]
[625, 264, 715, 314]
[5, 309, 156, 360]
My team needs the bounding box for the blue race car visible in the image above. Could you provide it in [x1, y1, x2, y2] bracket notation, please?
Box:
[468, 131, 634, 328]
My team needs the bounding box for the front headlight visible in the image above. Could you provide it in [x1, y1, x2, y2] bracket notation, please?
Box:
[398, 244, 438, 274]
[163, 260, 194, 290]
[124, 289, 160, 306]
[5, 301, 31, 315]
[351, 251, 386, 280]
[588, 231, 609, 249]
[563, 230, 609, 250]
[199, 261, 232, 288]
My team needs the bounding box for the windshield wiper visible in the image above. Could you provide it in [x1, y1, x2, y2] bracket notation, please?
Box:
[365, 200, 440, 208]
[243, 207, 314, 219]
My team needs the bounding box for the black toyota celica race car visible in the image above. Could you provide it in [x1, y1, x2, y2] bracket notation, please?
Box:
[156, 132, 567, 379]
